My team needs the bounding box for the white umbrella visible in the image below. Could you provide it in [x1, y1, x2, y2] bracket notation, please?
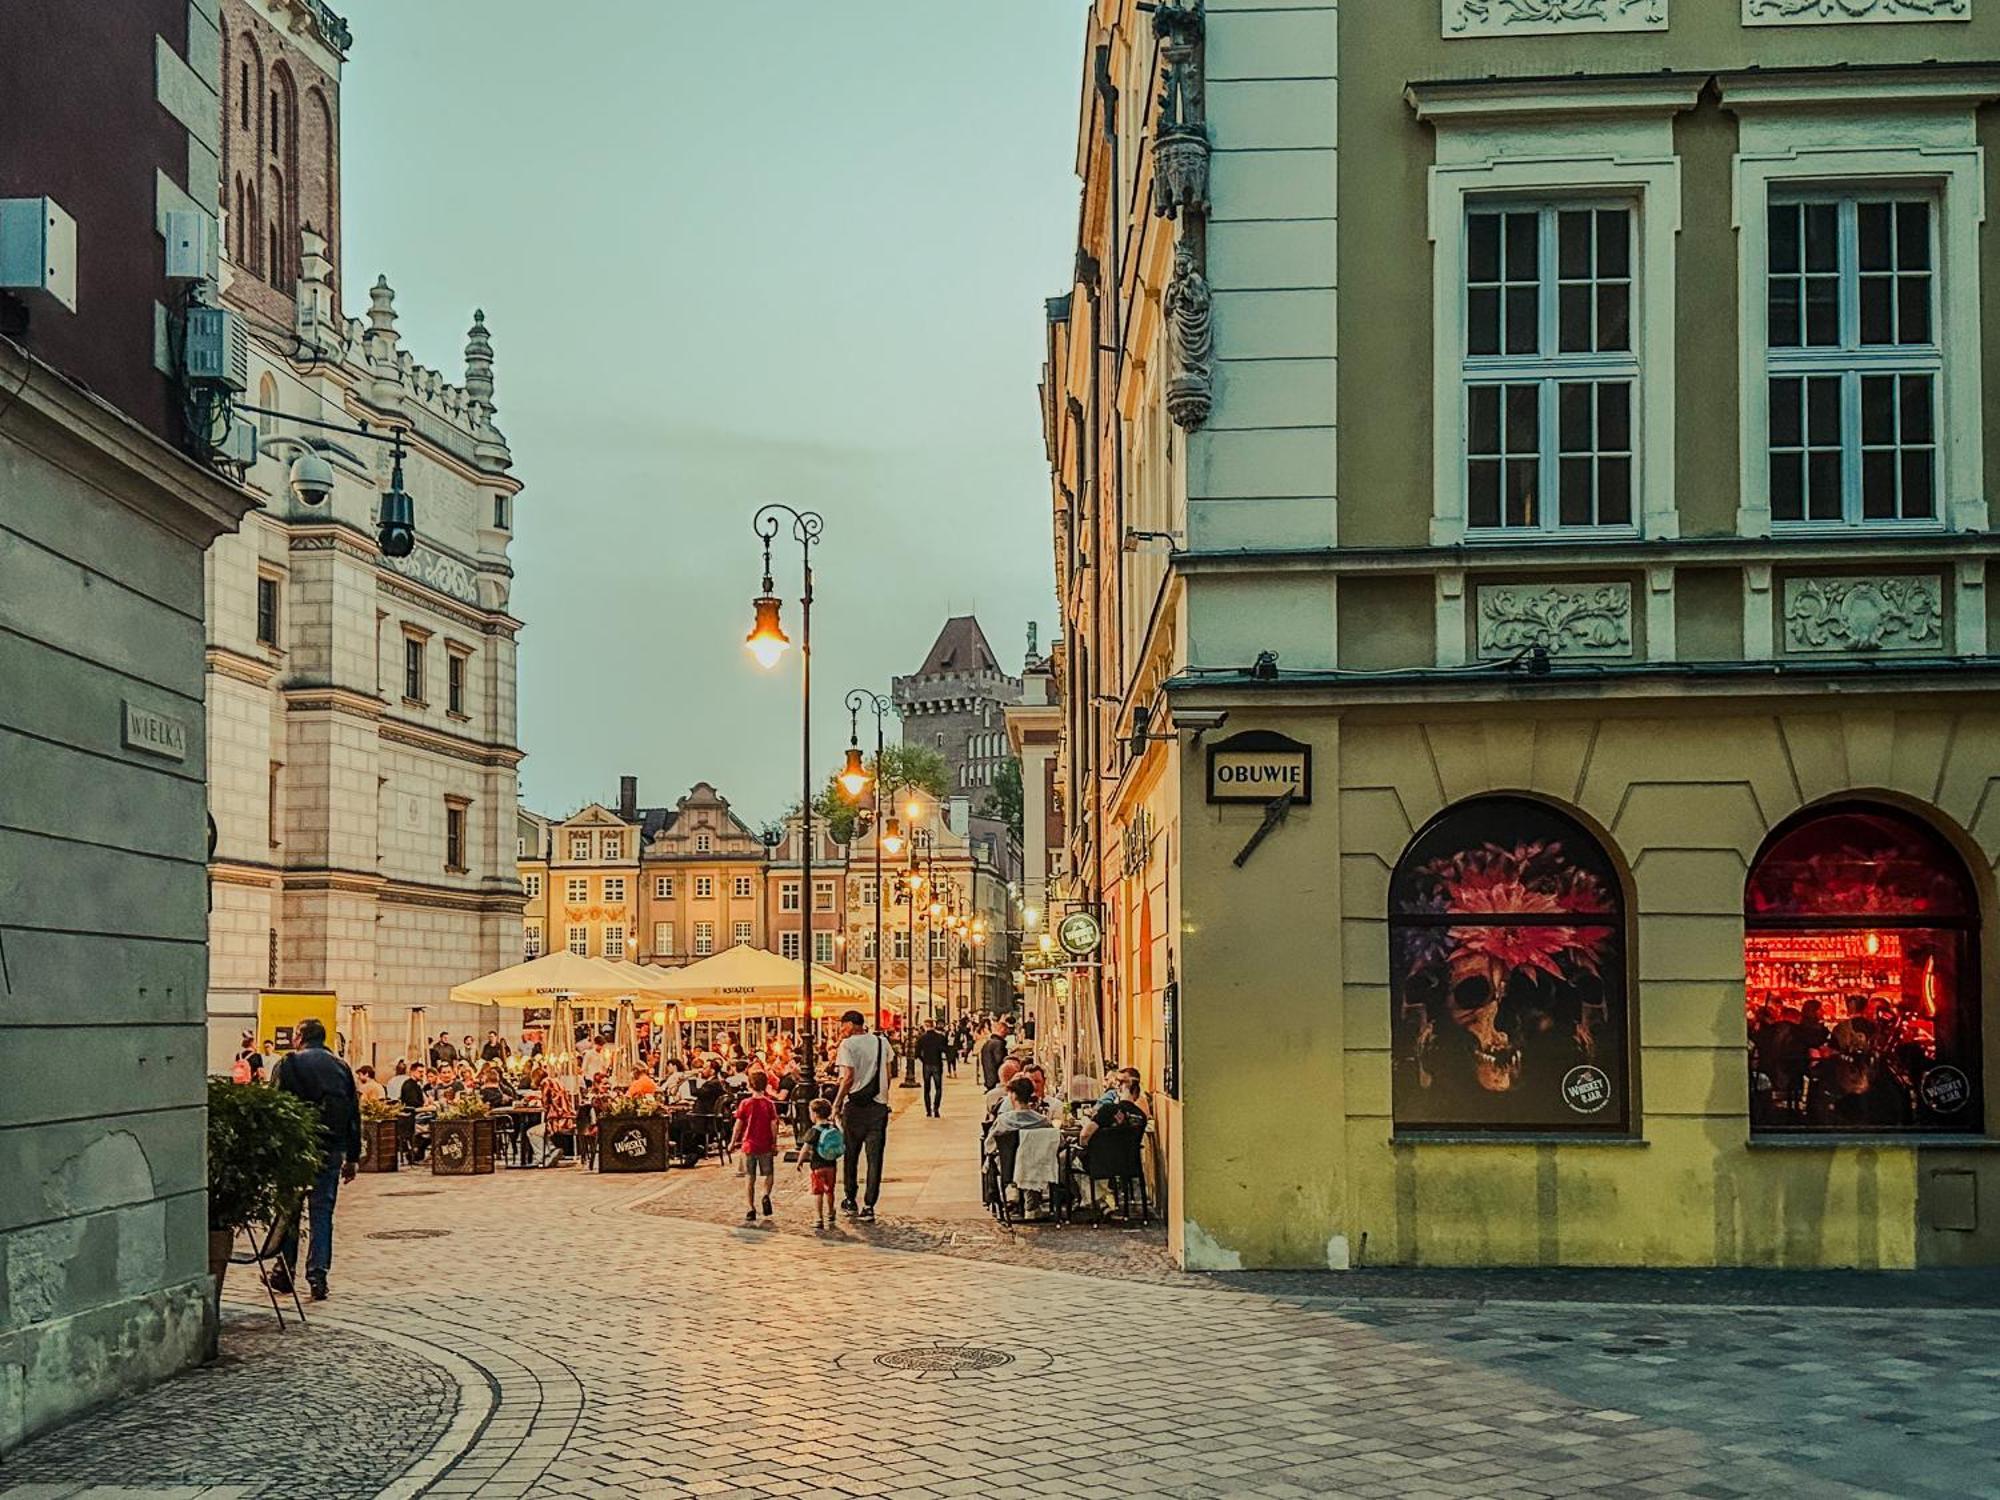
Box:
[448, 951, 660, 1007]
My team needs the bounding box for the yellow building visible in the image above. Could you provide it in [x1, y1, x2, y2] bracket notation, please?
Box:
[1045, 1, 2000, 1270]
[639, 781, 770, 965]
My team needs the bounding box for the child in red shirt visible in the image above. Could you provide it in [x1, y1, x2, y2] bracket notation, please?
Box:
[731, 1069, 781, 1222]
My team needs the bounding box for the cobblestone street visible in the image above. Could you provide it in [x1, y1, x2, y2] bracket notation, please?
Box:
[7, 1079, 2000, 1499]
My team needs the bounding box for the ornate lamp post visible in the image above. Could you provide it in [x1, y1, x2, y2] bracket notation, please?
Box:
[747, 504, 823, 1065]
[839, 690, 901, 1035]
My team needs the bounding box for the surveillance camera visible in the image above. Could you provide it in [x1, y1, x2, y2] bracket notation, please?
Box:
[287, 448, 335, 506]
[1172, 709, 1229, 734]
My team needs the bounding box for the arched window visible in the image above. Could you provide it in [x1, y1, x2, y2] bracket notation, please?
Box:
[239, 59, 250, 129]
[255, 373, 278, 436]
[1390, 796, 1628, 1132]
[1745, 803, 1981, 1133]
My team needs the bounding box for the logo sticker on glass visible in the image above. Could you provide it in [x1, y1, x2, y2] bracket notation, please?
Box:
[1561, 1064, 1612, 1115]
[1921, 1066, 1971, 1115]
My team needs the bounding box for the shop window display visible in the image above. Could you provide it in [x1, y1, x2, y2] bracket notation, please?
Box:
[1745, 804, 1980, 1133]
[1390, 798, 1629, 1133]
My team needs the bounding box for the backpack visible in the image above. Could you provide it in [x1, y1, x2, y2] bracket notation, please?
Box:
[231, 1057, 253, 1084]
[814, 1124, 845, 1161]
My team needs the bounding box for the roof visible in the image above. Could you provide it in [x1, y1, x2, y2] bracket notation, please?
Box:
[913, 616, 1000, 678]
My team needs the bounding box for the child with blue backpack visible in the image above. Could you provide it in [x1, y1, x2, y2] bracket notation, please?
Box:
[799, 1098, 843, 1233]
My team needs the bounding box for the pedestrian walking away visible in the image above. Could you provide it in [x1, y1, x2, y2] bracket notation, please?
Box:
[269, 1017, 361, 1301]
[798, 1097, 842, 1232]
[731, 1068, 781, 1222]
[916, 1020, 948, 1117]
[979, 1016, 1011, 1091]
[831, 1009, 893, 1221]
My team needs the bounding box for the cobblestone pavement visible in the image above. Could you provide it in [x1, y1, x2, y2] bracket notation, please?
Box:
[7, 1076, 2000, 1499]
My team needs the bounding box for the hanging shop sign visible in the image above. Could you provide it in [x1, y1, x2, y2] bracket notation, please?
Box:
[1207, 730, 1312, 805]
[1058, 910, 1103, 957]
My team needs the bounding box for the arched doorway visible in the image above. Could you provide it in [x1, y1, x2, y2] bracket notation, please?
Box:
[1745, 802, 1981, 1133]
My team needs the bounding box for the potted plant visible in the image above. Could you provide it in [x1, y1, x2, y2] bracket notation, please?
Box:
[207, 1078, 324, 1310]
[358, 1094, 403, 1173]
[430, 1093, 496, 1176]
[596, 1093, 669, 1173]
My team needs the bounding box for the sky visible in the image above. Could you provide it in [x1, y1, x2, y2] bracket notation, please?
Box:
[335, 0, 1084, 826]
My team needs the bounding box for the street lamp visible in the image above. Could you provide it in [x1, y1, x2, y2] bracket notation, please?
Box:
[749, 503, 823, 1064]
[841, 688, 893, 1035]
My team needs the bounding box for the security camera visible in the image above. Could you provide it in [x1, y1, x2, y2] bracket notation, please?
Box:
[1173, 709, 1229, 734]
[288, 448, 335, 506]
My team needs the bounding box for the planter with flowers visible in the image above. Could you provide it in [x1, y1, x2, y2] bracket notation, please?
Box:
[430, 1095, 496, 1176]
[595, 1094, 669, 1173]
[358, 1094, 403, 1173]
[207, 1078, 324, 1313]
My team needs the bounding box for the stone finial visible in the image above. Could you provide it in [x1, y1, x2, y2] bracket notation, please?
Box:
[463, 308, 495, 412]
[367, 273, 397, 337]
[366, 273, 406, 404]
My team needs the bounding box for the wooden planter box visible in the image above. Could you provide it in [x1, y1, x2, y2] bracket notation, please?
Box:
[358, 1117, 402, 1173]
[597, 1113, 669, 1172]
[430, 1117, 496, 1176]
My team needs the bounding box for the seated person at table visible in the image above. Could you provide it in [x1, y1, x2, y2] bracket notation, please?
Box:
[355, 1065, 387, 1103]
[1023, 1064, 1048, 1105]
[691, 1061, 728, 1114]
[1081, 1074, 1149, 1144]
[478, 1065, 516, 1108]
[984, 1076, 1055, 1154]
[629, 1069, 658, 1098]
[397, 1064, 428, 1111]
[981, 1059, 1024, 1129]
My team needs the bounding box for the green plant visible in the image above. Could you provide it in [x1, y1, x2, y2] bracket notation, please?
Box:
[434, 1093, 491, 1121]
[597, 1092, 662, 1120]
[207, 1079, 324, 1233]
[359, 1094, 402, 1123]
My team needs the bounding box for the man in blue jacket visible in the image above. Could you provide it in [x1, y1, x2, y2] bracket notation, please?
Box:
[269, 1018, 361, 1301]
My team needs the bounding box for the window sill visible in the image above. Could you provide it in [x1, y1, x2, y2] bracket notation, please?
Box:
[1747, 1134, 1997, 1150]
[447, 710, 470, 723]
[1392, 1132, 1648, 1147]
[403, 698, 427, 710]
[444, 865, 469, 876]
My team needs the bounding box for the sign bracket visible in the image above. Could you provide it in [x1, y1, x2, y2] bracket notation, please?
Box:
[1232, 788, 1296, 869]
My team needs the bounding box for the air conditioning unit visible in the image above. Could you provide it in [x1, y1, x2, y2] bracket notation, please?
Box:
[218, 418, 258, 467]
[184, 304, 249, 392]
[0, 197, 77, 312]
[164, 208, 218, 283]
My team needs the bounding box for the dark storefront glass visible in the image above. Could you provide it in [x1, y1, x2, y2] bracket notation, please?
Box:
[1746, 804, 1981, 1133]
[1391, 798, 1630, 1133]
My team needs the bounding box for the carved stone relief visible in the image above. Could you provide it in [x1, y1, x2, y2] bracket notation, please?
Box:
[1446, 0, 1668, 36]
[1782, 575, 1944, 653]
[1745, 0, 1967, 23]
[1163, 241, 1213, 430]
[386, 543, 480, 606]
[1476, 583, 1634, 660]
[1153, 0, 1209, 218]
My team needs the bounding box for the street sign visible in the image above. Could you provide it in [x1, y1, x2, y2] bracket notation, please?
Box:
[1057, 910, 1102, 957]
[1207, 729, 1312, 805]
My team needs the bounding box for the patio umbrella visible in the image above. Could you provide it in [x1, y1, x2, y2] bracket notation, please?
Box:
[610, 999, 638, 1087]
[405, 1005, 428, 1071]
[346, 1004, 372, 1072]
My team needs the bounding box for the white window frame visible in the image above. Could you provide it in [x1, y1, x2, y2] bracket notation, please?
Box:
[814, 880, 835, 912]
[814, 931, 835, 964]
[779, 881, 801, 913]
[1727, 82, 1986, 538]
[732, 920, 753, 946]
[893, 930, 911, 961]
[693, 921, 714, 956]
[600, 832, 623, 860]
[694, 875, 713, 901]
[733, 875, 753, 899]
[1416, 84, 1691, 548]
[604, 924, 626, 960]
[695, 833, 712, 853]
[565, 877, 587, 904]
[780, 930, 802, 961]
[861, 931, 877, 961]
[568, 832, 590, 861]
[603, 876, 626, 904]
[654, 875, 673, 900]
[524, 923, 543, 958]
[522, 873, 541, 900]
[653, 922, 674, 956]
[566, 925, 588, 957]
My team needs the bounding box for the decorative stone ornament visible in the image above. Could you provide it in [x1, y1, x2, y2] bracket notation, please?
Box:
[1446, 0, 1668, 35]
[1782, 576, 1944, 653]
[1164, 240, 1214, 430]
[1152, 0, 1208, 218]
[1475, 583, 1634, 660]
[1745, 0, 1967, 21]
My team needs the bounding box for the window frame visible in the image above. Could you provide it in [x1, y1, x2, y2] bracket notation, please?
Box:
[654, 875, 673, 900]
[443, 798, 469, 874]
[567, 832, 590, 861]
[693, 921, 714, 956]
[652, 922, 674, 957]
[780, 931, 802, 961]
[732, 920, 753, 947]
[779, 881, 801, 913]
[446, 646, 470, 718]
[603, 876, 626, 904]
[604, 924, 626, 960]
[694, 875, 714, 901]
[401, 631, 427, 705]
[255, 572, 281, 648]
[522, 873, 542, 900]
[565, 877, 587, 904]
[733, 875, 754, 900]
[524, 923, 543, 959]
[566, 925, 588, 957]
[814, 931, 835, 964]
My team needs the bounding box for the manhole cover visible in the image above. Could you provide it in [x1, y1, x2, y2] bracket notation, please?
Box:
[367, 1228, 451, 1241]
[876, 1345, 1014, 1374]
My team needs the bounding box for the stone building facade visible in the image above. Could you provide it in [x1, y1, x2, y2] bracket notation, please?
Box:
[892, 616, 1023, 797]
[203, 0, 525, 1068]
[1, 0, 257, 1449]
[1045, 0, 2000, 1271]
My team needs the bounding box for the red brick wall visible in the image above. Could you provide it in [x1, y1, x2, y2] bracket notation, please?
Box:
[219, 0, 339, 325]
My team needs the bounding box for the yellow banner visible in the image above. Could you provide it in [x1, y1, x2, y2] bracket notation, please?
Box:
[257, 991, 339, 1053]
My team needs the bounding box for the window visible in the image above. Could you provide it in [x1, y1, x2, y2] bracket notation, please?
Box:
[695, 833, 712, 853]
[893, 930, 912, 961]
[444, 801, 467, 871]
[403, 635, 426, 703]
[1463, 205, 1635, 533]
[861, 879, 877, 907]
[814, 880, 835, 912]
[524, 923, 543, 959]
[931, 930, 948, 961]
[695, 876, 713, 900]
[604, 924, 626, 960]
[780, 931, 801, 960]
[256, 574, 280, 646]
[567, 925, 588, 957]
[523, 873, 542, 900]
[733, 920, 753, 946]
[600, 832, 622, 860]
[566, 878, 588, 903]
[652, 922, 674, 957]
[693, 921, 714, 956]
[568, 832, 590, 861]
[1745, 803, 1979, 1133]
[1766, 198, 1938, 527]
[733, 875, 753, 899]
[267, 762, 282, 847]
[239, 58, 250, 128]
[1390, 797, 1628, 1134]
[603, 877, 626, 904]
[815, 932, 835, 964]
[780, 882, 801, 913]
[861, 931, 877, 961]
[447, 651, 468, 716]
[654, 875, 673, 900]
[493, 495, 510, 530]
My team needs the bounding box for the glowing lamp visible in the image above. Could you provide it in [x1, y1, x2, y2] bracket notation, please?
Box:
[1024, 906, 1039, 928]
[904, 798, 923, 822]
[881, 816, 905, 858]
[651, 1009, 666, 1025]
[745, 594, 789, 669]
[1038, 933, 1054, 954]
[684, 1005, 700, 1020]
[928, 901, 943, 919]
[838, 745, 870, 800]
[908, 871, 926, 894]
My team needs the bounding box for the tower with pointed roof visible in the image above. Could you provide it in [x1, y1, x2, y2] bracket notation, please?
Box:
[891, 617, 1025, 797]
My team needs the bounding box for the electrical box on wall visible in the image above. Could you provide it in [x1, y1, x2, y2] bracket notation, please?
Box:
[164, 209, 218, 283]
[184, 304, 249, 391]
[0, 197, 78, 312]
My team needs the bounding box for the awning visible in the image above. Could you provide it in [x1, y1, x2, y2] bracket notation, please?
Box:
[447, 951, 679, 1008]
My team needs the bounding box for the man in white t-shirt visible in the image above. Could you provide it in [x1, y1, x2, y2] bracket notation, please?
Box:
[830, 1010, 894, 1221]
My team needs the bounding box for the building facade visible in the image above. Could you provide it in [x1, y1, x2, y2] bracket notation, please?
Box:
[203, 0, 525, 1067]
[1045, 0, 2000, 1271]
[1, 0, 256, 1447]
[893, 616, 1024, 797]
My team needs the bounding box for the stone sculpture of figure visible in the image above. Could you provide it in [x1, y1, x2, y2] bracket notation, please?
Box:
[1163, 239, 1213, 429]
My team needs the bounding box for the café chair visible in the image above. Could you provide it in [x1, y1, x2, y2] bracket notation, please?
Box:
[1077, 1126, 1150, 1224]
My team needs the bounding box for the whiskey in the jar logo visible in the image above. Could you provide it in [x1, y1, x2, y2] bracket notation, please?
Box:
[1921, 1066, 1971, 1114]
[612, 1128, 649, 1158]
[1562, 1064, 1612, 1115]
[436, 1134, 466, 1162]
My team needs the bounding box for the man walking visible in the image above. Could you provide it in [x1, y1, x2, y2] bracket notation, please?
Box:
[978, 1015, 1011, 1092]
[271, 1018, 361, 1301]
[831, 1009, 894, 1222]
[915, 1021, 948, 1118]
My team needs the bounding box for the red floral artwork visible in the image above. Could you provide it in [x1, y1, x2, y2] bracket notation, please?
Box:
[1412, 840, 1614, 989]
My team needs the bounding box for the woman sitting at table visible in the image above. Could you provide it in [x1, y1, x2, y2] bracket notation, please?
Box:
[540, 1071, 577, 1162]
[478, 1064, 517, 1108]
[629, 1069, 659, 1098]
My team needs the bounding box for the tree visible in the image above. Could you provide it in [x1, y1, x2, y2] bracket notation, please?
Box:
[812, 744, 950, 844]
[980, 757, 1024, 842]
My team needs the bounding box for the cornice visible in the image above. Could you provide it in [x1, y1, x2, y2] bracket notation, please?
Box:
[1718, 63, 2000, 111]
[210, 861, 282, 888]
[379, 878, 526, 914]
[281, 867, 388, 896]
[283, 684, 387, 719]
[377, 573, 522, 636]
[1406, 74, 1703, 123]
[379, 716, 526, 769]
[206, 645, 281, 688]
